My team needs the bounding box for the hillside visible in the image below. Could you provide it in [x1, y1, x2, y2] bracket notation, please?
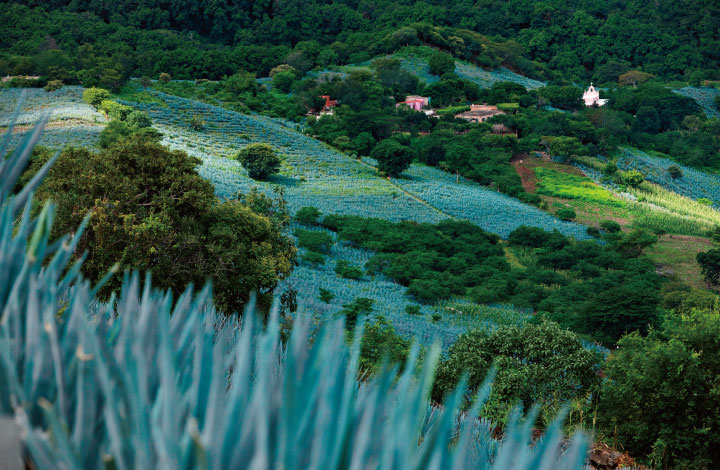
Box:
[3, 2, 720, 469]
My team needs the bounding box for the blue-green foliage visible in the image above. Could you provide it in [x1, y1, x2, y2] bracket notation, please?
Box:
[612, 148, 720, 205]
[673, 86, 720, 119]
[0, 112, 589, 469]
[397, 54, 545, 90]
[1, 87, 106, 149]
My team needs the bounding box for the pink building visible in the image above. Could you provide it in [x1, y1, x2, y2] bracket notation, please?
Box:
[582, 84, 608, 107]
[395, 95, 430, 111]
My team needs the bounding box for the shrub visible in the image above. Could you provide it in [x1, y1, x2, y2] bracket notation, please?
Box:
[667, 164, 683, 179]
[295, 229, 333, 253]
[697, 248, 720, 285]
[599, 312, 720, 468]
[600, 219, 622, 233]
[236, 143, 282, 179]
[370, 139, 415, 177]
[302, 251, 325, 265]
[428, 52, 456, 76]
[189, 115, 205, 131]
[586, 226, 601, 237]
[335, 259, 364, 279]
[339, 297, 374, 330]
[295, 206, 321, 225]
[622, 170, 645, 187]
[126, 110, 152, 130]
[405, 304, 421, 315]
[158, 72, 172, 83]
[82, 87, 111, 108]
[433, 321, 601, 424]
[358, 315, 411, 375]
[556, 207, 576, 221]
[43, 79, 63, 92]
[319, 288, 335, 303]
[140, 76, 152, 88]
[100, 99, 134, 121]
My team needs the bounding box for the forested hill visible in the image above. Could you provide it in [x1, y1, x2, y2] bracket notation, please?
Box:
[2, 0, 719, 84]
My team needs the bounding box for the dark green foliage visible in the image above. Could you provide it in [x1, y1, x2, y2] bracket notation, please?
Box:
[295, 206, 321, 225]
[302, 251, 325, 265]
[586, 227, 600, 238]
[25, 136, 295, 314]
[433, 321, 601, 424]
[428, 52, 455, 76]
[272, 70, 296, 93]
[405, 304, 421, 315]
[335, 259, 364, 279]
[622, 170, 644, 188]
[43, 79, 62, 92]
[319, 288, 335, 303]
[82, 87, 111, 108]
[98, 119, 133, 148]
[295, 229, 334, 253]
[697, 248, 720, 285]
[667, 164, 683, 179]
[599, 312, 720, 469]
[539, 86, 583, 110]
[556, 207, 576, 221]
[236, 143, 282, 179]
[340, 297, 374, 331]
[357, 315, 411, 375]
[599, 219, 621, 233]
[370, 139, 414, 177]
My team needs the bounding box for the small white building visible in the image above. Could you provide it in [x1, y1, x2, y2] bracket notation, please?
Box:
[582, 83, 608, 107]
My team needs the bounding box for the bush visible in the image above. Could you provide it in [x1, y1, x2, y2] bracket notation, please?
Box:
[295, 206, 321, 225]
[82, 87, 111, 109]
[556, 207, 576, 221]
[667, 164, 683, 179]
[433, 321, 601, 424]
[302, 251, 325, 265]
[600, 219, 622, 233]
[43, 79, 63, 92]
[126, 110, 152, 130]
[335, 259, 364, 279]
[295, 229, 334, 253]
[428, 52, 456, 76]
[586, 226, 601, 237]
[159, 72, 172, 83]
[236, 143, 282, 179]
[405, 304, 421, 315]
[622, 170, 645, 187]
[100, 99, 133, 121]
[697, 248, 720, 285]
[370, 139, 415, 177]
[318, 288, 335, 303]
[599, 312, 720, 468]
[339, 297, 374, 330]
[358, 315, 411, 375]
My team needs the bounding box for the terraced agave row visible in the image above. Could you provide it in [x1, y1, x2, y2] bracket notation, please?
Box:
[391, 165, 592, 239]
[397, 54, 545, 89]
[617, 147, 720, 205]
[5, 124, 103, 150]
[283, 225, 531, 350]
[131, 91, 445, 223]
[673, 86, 720, 119]
[0, 86, 107, 126]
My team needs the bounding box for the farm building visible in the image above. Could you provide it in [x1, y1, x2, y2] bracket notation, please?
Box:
[582, 84, 608, 107]
[455, 104, 505, 123]
[396, 95, 431, 111]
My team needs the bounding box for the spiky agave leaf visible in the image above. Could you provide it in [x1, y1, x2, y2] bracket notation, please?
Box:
[0, 113, 591, 469]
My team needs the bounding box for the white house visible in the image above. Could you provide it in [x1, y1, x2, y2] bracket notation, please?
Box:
[582, 83, 608, 107]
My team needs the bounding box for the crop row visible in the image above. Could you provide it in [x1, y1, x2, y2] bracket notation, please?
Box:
[0, 86, 107, 126]
[617, 147, 720, 205]
[391, 164, 592, 239]
[672, 86, 720, 119]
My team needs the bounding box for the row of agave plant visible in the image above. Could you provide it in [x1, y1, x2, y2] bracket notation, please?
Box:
[0, 99, 589, 469]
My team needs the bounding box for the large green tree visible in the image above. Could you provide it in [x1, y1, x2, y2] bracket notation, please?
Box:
[432, 320, 601, 425]
[25, 136, 295, 314]
[599, 311, 720, 469]
[370, 138, 414, 176]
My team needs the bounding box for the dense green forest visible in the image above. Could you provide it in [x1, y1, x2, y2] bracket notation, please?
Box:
[2, 0, 719, 85]
[3, 1, 720, 469]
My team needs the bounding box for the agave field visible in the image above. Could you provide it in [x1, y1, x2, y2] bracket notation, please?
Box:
[283, 225, 531, 349]
[1, 86, 106, 149]
[673, 86, 720, 119]
[395, 53, 545, 89]
[617, 147, 720, 205]
[390, 164, 592, 239]
[129, 91, 446, 223]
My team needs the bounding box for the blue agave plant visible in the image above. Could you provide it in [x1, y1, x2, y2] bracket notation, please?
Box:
[0, 97, 589, 469]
